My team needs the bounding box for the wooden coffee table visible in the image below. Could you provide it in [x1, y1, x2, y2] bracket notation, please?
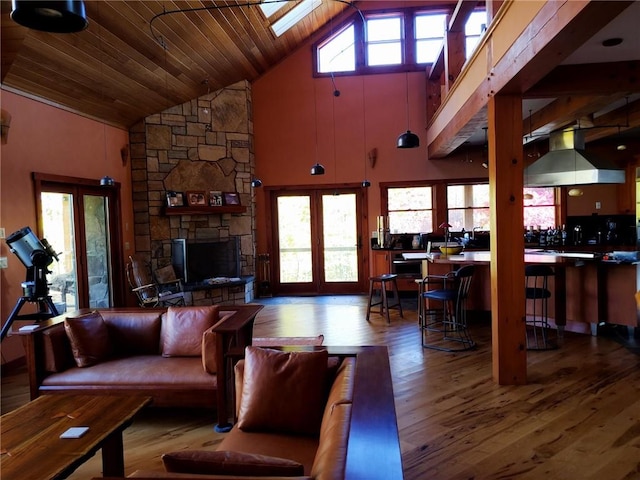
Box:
[1, 394, 150, 479]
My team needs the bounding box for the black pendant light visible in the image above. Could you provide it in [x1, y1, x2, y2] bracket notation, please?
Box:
[397, 130, 420, 149]
[251, 178, 263, 188]
[397, 72, 420, 149]
[11, 1, 88, 33]
[310, 163, 325, 175]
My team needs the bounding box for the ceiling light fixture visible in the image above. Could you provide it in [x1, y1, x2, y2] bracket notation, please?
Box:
[310, 163, 325, 175]
[481, 127, 489, 168]
[361, 76, 371, 187]
[397, 72, 420, 149]
[11, 0, 88, 33]
[602, 37, 623, 47]
[251, 178, 263, 188]
[568, 188, 584, 197]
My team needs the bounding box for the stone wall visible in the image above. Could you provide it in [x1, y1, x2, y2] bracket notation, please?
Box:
[129, 80, 255, 305]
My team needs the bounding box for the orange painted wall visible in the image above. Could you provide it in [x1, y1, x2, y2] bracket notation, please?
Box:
[0, 90, 133, 364]
[252, 41, 488, 253]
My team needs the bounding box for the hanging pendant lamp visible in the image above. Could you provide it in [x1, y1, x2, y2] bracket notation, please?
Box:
[310, 163, 325, 175]
[11, 1, 88, 33]
[397, 72, 420, 149]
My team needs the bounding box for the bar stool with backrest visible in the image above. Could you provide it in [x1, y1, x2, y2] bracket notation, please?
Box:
[366, 273, 403, 324]
[525, 264, 557, 350]
[419, 264, 476, 351]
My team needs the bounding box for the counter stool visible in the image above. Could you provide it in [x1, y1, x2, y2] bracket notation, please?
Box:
[420, 265, 476, 351]
[525, 264, 557, 350]
[366, 274, 403, 324]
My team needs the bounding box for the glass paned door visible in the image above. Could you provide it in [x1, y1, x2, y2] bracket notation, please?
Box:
[322, 193, 358, 283]
[83, 194, 112, 308]
[273, 188, 365, 295]
[42, 192, 77, 312]
[40, 186, 117, 311]
[277, 196, 312, 283]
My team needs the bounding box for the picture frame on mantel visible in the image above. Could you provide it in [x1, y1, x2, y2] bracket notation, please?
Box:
[166, 191, 184, 207]
[186, 190, 207, 206]
[223, 192, 240, 205]
[209, 190, 223, 206]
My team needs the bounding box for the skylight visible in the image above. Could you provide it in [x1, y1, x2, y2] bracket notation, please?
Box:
[271, 0, 322, 37]
[259, 1, 287, 18]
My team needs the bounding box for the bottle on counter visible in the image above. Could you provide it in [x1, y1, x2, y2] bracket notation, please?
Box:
[539, 226, 547, 247]
[561, 224, 567, 245]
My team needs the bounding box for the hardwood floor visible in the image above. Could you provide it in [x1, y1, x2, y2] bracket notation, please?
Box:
[2, 296, 639, 479]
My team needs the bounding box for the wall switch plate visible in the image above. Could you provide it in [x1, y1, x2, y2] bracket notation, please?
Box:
[595, 201, 601, 209]
[0, 257, 7, 269]
[0, 227, 5, 239]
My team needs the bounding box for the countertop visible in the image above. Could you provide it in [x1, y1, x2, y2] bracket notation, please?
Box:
[403, 250, 638, 265]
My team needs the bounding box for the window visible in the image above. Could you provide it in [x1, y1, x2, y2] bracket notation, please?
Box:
[387, 186, 433, 233]
[315, 7, 486, 75]
[447, 184, 490, 232]
[366, 15, 403, 66]
[415, 13, 446, 64]
[524, 187, 557, 229]
[464, 10, 487, 59]
[318, 24, 355, 73]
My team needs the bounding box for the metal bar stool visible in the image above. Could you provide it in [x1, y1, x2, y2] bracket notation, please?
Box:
[366, 274, 403, 324]
[420, 265, 476, 351]
[525, 264, 557, 350]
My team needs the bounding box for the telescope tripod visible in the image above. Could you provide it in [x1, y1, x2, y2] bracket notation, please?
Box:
[1, 265, 59, 341]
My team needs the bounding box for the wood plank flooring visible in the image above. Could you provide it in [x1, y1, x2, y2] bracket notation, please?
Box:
[2, 296, 639, 479]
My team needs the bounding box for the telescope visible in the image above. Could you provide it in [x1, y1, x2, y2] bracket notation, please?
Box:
[1, 226, 60, 341]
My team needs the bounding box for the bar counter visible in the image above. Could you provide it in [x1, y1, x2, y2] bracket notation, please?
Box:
[405, 250, 638, 334]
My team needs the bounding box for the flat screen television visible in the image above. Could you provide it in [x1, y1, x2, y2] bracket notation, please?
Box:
[171, 237, 240, 283]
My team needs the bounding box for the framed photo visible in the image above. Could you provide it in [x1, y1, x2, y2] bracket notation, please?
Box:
[186, 190, 207, 206]
[223, 192, 241, 205]
[165, 191, 184, 207]
[209, 190, 223, 206]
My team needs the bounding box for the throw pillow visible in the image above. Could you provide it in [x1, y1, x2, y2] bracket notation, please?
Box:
[237, 346, 329, 436]
[162, 305, 220, 357]
[162, 450, 304, 477]
[64, 311, 112, 368]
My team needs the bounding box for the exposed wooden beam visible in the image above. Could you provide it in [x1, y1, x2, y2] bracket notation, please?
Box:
[584, 98, 640, 142]
[526, 61, 640, 98]
[428, 1, 634, 158]
[523, 93, 631, 138]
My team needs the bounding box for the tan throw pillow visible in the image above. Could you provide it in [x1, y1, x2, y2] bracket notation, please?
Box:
[162, 450, 304, 477]
[162, 305, 220, 357]
[237, 346, 329, 436]
[64, 311, 111, 368]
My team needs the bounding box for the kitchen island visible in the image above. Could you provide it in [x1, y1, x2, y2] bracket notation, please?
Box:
[406, 250, 638, 335]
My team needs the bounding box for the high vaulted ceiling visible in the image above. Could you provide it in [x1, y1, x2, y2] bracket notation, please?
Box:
[0, 0, 351, 128]
[1, 0, 639, 153]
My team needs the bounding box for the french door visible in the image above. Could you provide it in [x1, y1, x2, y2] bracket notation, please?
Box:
[34, 174, 125, 311]
[270, 186, 368, 295]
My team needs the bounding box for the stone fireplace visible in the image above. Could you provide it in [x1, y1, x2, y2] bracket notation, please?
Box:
[129, 80, 255, 305]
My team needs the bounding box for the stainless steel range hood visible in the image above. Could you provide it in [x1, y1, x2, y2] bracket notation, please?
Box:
[524, 130, 626, 187]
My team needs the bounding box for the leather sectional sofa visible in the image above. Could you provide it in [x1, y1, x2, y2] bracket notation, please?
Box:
[127, 345, 403, 480]
[16, 304, 263, 428]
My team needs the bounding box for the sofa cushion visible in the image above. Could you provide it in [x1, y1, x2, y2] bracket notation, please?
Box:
[64, 311, 112, 368]
[101, 310, 163, 356]
[237, 347, 328, 436]
[162, 450, 304, 477]
[43, 323, 75, 372]
[162, 306, 220, 357]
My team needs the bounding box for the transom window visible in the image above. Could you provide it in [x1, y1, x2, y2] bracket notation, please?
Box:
[316, 8, 486, 74]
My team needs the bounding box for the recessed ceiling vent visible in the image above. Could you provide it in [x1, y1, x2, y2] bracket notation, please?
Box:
[524, 129, 625, 187]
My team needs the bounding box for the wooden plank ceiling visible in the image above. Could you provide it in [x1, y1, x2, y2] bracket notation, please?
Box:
[0, 0, 350, 128]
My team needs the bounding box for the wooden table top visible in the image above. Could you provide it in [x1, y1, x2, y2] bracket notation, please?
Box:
[1, 394, 150, 480]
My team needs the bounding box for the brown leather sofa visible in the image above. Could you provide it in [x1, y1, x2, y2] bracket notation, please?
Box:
[16, 304, 263, 428]
[126, 346, 403, 480]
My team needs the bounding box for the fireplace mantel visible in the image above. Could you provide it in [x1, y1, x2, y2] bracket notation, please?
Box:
[163, 205, 247, 215]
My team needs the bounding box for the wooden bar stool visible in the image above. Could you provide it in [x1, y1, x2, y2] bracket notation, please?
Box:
[366, 274, 403, 324]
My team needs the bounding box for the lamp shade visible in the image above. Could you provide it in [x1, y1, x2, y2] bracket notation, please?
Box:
[310, 163, 325, 175]
[100, 176, 115, 187]
[11, 0, 88, 33]
[397, 130, 420, 149]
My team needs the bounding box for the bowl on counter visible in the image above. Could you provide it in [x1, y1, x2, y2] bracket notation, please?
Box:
[439, 245, 464, 255]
